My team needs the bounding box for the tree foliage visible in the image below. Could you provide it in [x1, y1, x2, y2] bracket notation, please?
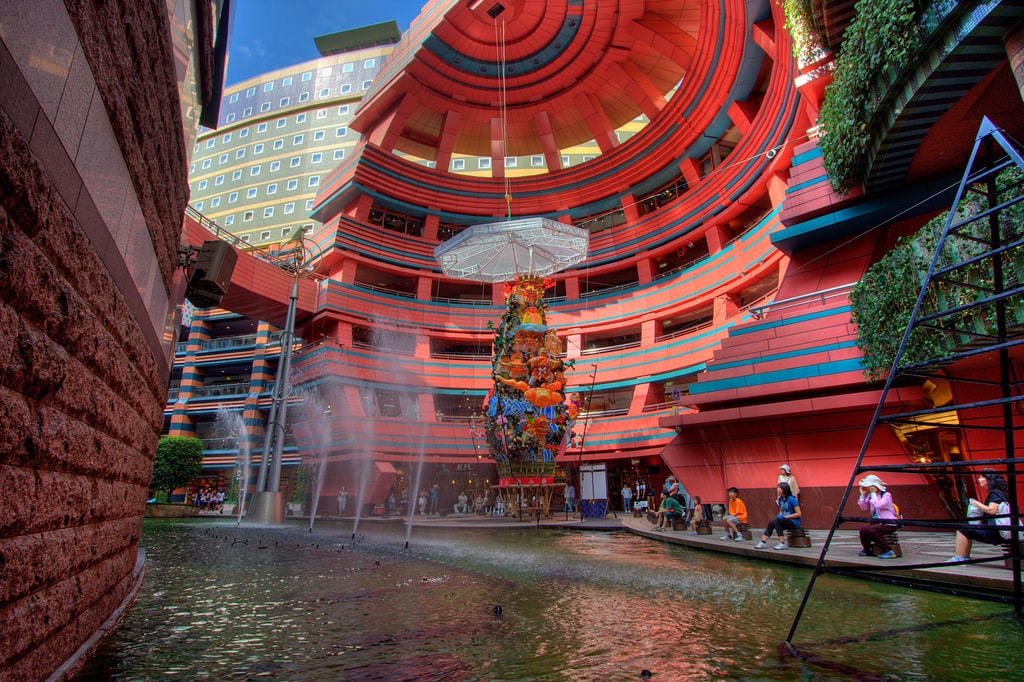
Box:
[851, 168, 1024, 380]
[151, 436, 204, 500]
[817, 0, 921, 194]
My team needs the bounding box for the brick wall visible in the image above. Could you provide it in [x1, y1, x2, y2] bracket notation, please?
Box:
[0, 0, 194, 678]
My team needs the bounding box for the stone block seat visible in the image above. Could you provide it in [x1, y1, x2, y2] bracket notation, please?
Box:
[786, 528, 812, 547]
[876, 530, 902, 557]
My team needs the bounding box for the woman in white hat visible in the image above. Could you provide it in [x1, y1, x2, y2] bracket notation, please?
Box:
[778, 464, 799, 498]
[857, 474, 898, 559]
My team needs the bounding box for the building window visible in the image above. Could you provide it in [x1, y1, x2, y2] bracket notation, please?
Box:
[279, 97, 290, 107]
[263, 207, 274, 218]
[305, 199, 314, 210]
[298, 92, 309, 102]
[205, 139, 214, 149]
[452, 159, 465, 170]
[294, 115, 305, 126]
[290, 157, 300, 167]
[531, 156, 544, 167]
[336, 127, 347, 137]
[257, 122, 268, 133]
[260, 230, 271, 240]
[260, 102, 271, 112]
[201, 159, 211, 169]
[250, 165, 260, 176]
[340, 84, 351, 94]
[333, 149, 345, 160]
[197, 179, 207, 190]
[319, 88, 329, 98]
[273, 139, 284, 150]
[243, 211, 254, 224]
[231, 170, 242, 181]
[361, 80, 372, 90]
[287, 179, 298, 190]
[264, 82, 273, 92]
[239, 128, 249, 138]
[338, 105, 349, 115]
[342, 63, 353, 73]
[277, 118, 286, 128]
[246, 87, 256, 97]
[194, 201, 203, 210]
[283, 76, 293, 86]
[218, 153, 228, 164]
[222, 132, 232, 143]
[211, 197, 220, 208]
[301, 71, 312, 81]
[247, 188, 258, 198]
[270, 160, 280, 171]
[267, 183, 277, 194]
[282, 226, 292, 237]
[311, 152, 322, 163]
[228, 192, 238, 203]
[364, 58, 376, 68]
[254, 143, 264, 154]
[479, 158, 491, 169]
[562, 155, 571, 166]
[240, 234, 250, 242]
[225, 113, 235, 123]
[303, 224, 314, 234]
[236, 149, 245, 159]
[229, 93, 239, 103]
[224, 215, 234, 225]
[317, 110, 327, 119]
[284, 202, 295, 214]
[243, 107, 252, 117]
[505, 157, 517, 167]
[215, 175, 224, 185]
[308, 175, 320, 186]
[313, 131, 325, 141]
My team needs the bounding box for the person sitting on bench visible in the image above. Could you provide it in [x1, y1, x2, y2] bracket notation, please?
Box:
[653, 493, 684, 532]
[721, 487, 749, 542]
[754, 482, 801, 550]
[857, 474, 898, 559]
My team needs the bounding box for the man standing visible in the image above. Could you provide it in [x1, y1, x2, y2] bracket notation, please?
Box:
[337, 486, 347, 516]
[564, 481, 577, 513]
[621, 482, 633, 513]
[429, 482, 440, 514]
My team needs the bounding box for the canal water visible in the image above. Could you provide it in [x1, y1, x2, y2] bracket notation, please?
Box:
[75, 519, 1024, 680]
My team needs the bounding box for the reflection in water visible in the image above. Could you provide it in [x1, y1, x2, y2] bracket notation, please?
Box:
[75, 520, 1024, 681]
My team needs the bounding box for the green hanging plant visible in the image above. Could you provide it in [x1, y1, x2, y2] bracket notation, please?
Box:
[816, 0, 921, 194]
[851, 168, 1024, 380]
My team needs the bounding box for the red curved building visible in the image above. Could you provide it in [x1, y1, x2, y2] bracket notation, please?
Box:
[171, 0, 1024, 526]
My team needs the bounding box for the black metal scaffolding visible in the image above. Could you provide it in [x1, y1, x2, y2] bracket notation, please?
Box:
[787, 117, 1024, 643]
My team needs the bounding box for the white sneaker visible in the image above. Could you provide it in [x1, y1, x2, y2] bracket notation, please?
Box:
[734, 535, 746, 542]
[721, 535, 733, 541]
[754, 541, 766, 549]
[773, 542, 786, 550]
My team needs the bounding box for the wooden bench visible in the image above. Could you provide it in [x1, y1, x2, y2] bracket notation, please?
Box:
[875, 531, 902, 557]
[736, 522, 753, 541]
[786, 528, 812, 548]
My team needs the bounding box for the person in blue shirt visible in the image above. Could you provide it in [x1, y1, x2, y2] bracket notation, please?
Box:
[754, 481, 801, 550]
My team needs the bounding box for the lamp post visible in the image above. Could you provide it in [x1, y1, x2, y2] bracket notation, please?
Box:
[247, 237, 318, 524]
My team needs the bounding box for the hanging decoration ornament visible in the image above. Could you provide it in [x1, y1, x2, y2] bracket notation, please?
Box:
[484, 275, 579, 483]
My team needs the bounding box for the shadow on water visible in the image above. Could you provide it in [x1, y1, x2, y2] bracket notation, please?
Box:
[74, 520, 1024, 681]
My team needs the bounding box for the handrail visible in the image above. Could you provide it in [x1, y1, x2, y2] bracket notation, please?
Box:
[351, 281, 418, 299]
[580, 280, 640, 298]
[749, 282, 857, 320]
[655, 319, 714, 342]
[580, 339, 642, 355]
[430, 295, 492, 306]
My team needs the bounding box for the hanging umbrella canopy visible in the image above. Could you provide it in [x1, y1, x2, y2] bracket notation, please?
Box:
[434, 217, 590, 283]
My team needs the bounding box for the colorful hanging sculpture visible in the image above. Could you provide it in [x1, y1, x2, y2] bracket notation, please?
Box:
[485, 276, 577, 481]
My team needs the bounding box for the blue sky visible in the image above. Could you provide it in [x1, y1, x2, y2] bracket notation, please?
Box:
[226, 0, 427, 85]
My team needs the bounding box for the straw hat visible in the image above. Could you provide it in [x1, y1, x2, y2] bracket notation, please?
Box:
[859, 474, 886, 492]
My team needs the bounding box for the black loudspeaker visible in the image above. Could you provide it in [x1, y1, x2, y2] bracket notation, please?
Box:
[187, 240, 238, 308]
